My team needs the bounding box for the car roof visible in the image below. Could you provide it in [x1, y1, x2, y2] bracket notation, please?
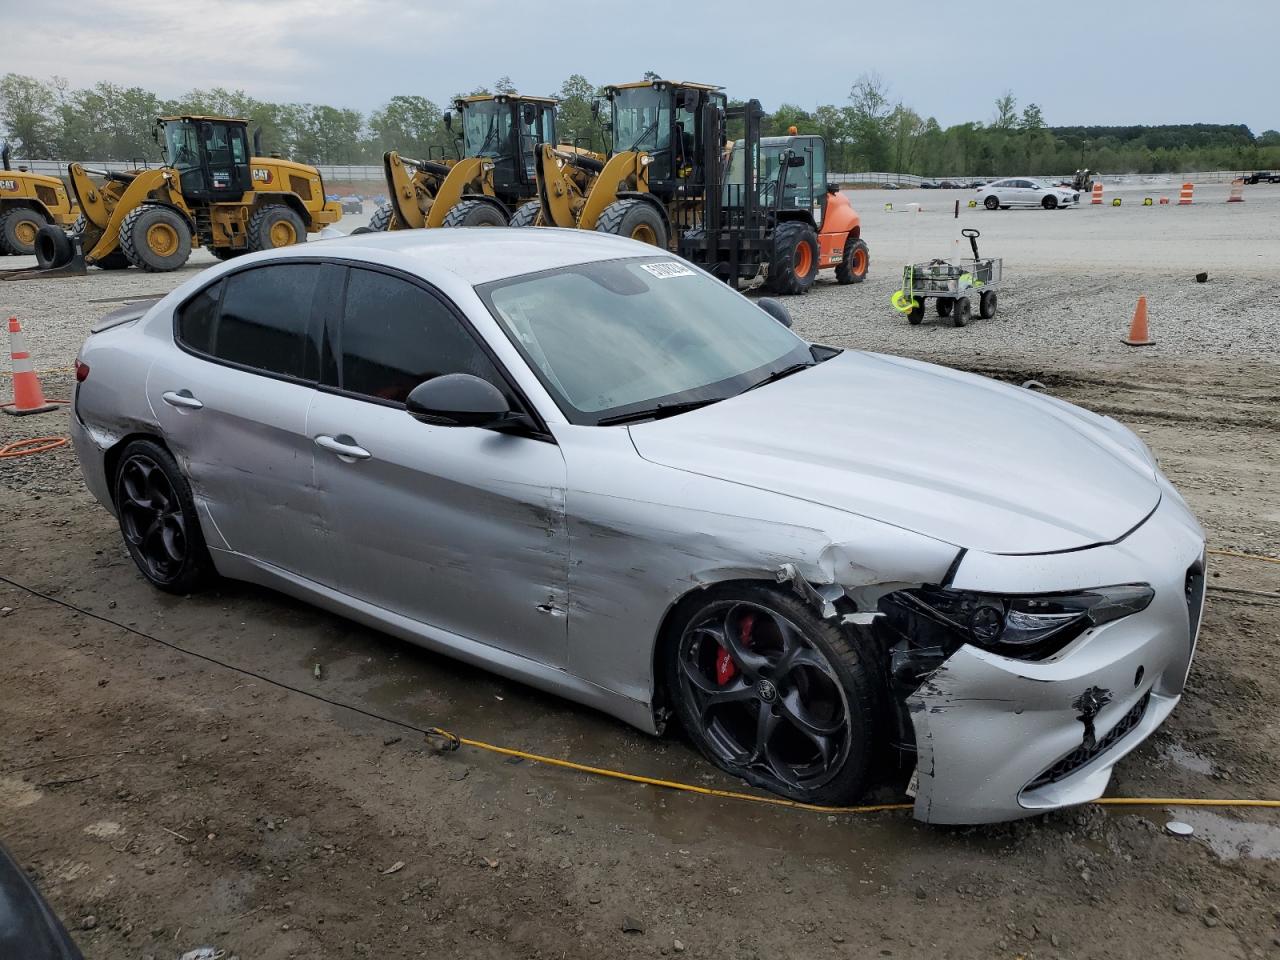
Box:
[255, 227, 656, 286]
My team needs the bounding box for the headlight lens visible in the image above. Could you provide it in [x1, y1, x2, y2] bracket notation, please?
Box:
[879, 584, 1154, 660]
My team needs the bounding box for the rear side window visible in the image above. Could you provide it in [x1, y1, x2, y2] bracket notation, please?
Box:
[337, 267, 509, 405]
[175, 280, 222, 354]
[176, 264, 322, 380]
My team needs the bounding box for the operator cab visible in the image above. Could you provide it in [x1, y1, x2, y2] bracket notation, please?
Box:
[726, 134, 830, 227]
[604, 81, 727, 196]
[156, 116, 251, 201]
[449, 95, 557, 206]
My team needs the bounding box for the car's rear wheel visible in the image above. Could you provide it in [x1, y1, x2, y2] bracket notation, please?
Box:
[113, 439, 213, 594]
[983, 195, 999, 210]
[1042, 195, 1058, 210]
[665, 584, 878, 805]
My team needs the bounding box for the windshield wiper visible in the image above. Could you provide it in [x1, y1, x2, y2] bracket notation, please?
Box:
[743, 361, 814, 393]
[596, 397, 722, 426]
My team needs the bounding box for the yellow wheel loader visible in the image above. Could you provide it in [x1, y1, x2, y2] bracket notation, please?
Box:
[515, 80, 726, 249]
[0, 143, 78, 256]
[25, 116, 340, 276]
[371, 94, 556, 231]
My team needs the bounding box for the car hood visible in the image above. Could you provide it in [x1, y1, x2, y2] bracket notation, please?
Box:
[627, 351, 1160, 555]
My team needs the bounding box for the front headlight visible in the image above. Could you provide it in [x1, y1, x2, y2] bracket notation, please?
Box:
[879, 584, 1154, 661]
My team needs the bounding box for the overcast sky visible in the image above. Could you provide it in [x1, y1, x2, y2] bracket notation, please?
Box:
[3, 0, 1275, 133]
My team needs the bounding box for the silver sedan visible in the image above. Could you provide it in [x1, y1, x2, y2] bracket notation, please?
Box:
[978, 178, 1079, 210]
[71, 229, 1205, 824]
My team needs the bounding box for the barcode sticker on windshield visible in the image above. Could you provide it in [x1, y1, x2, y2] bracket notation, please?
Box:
[640, 261, 695, 279]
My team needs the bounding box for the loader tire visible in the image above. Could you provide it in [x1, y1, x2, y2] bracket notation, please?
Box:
[247, 205, 307, 252]
[120, 205, 192, 272]
[368, 203, 397, 232]
[34, 225, 73, 269]
[441, 199, 508, 227]
[1, 207, 49, 256]
[835, 236, 869, 284]
[95, 251, 132, 270]
[764, 221, 819, 295]
[594, 199, 667, 248]
[508, 200, 543, 227]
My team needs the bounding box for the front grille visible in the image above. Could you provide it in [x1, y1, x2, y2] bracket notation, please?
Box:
[1026, 691, 1150, 790]
[1186, 559, 1205, 651]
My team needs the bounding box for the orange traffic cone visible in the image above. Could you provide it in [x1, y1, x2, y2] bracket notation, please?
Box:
[1122, 297, 1154, 347]
[2, 317, 62, 415]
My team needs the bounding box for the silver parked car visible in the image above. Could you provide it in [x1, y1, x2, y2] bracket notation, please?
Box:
[977, 177, 1079, 210]
[71, 229, 1205, 824]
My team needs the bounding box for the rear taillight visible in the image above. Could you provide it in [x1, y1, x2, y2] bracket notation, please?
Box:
[74, 360, 90, 382]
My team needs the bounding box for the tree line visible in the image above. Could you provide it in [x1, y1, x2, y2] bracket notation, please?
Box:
[3, 71, 1277, 176]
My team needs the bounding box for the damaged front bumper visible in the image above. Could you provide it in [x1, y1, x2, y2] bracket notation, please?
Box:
[903, 491, 1205, 824]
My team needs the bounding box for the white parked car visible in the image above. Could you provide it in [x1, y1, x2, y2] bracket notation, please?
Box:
[977, 178, 1079, 210]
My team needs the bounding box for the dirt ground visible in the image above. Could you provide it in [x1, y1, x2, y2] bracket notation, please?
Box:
[2, 199, 1280, 960]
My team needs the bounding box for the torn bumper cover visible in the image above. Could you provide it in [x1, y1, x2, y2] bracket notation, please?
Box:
[903, 491, 1205, 824]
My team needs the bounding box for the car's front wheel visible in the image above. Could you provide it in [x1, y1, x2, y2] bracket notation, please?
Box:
[113, 439, 214, 594]
[665, 584, 878, 805]
[1042, 195, 1058, 210]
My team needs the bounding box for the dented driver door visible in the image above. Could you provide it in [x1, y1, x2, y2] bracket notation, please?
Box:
[308, 265, 570, 667]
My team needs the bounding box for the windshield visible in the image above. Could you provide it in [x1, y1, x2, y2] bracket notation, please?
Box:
[611, 88, 671, 153]
[462, 100, 512, 159]
[478, 257, 813, 425]
[163, 121, 202, 172]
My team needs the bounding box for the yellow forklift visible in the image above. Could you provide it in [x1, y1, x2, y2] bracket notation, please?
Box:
[0, 143, 78, 256]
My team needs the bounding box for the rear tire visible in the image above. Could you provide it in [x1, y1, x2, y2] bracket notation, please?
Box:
[595, 198, 668, 248]
[368, 203, 397, 232]
[983, 196, 999, 210]
[979, 290, 998, 319]
[508, 200, 544, 227]
[113, 439, 214, 595]
[119, 205, 192, 272]
[441, 199, 508, 227]
[247, 204, 307, 252]
[1, 207, 49, 256]
[34, 225, 73, 269]
[765, 221, 820, 295]
[951, 296, 971, 327]
[835, 236, 869, 284]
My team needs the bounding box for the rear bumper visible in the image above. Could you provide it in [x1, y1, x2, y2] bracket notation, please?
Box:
[907, 491, 1205, 824]
[68, 402, 116, 516]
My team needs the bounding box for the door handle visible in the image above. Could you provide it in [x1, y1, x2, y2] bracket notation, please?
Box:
[315, 434, 371, 460]
[161, 390, 203, 410]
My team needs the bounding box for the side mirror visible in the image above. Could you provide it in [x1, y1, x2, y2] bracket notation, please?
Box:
[443, 111, 453, 132]
[757, 297, 792, 328]
[786, 154, 806, 168]
[405, 374, 511, 428]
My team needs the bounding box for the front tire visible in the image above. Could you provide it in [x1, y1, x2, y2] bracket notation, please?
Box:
[983, 195, 999, 210]
[441, 199, 508, 227]
[835, 236, 869, 284]
[509, 199, 544, 227]
[595, 198, 668, 248]
[368, 203, 397, 232]
[1041, 195, 1058, 210]
[765, 221, 820, 295]
[113, 439, 214, 594]
[119, 205, 193, 272]
[248, 204, 307, 252]
[664, 583, 878, 805]
[0, 207, 49, 256]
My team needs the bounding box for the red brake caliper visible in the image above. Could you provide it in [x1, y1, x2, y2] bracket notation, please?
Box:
[716, 612, 755, 685]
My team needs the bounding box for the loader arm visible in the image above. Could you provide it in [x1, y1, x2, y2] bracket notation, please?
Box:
[577, 151, 649, 230]
[81, 168, 186, 263]
[67, 163, 114, 232]
[535, 144, 583, 228]
[424, 157, 494, 228]
[383, 151, 428, 230]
